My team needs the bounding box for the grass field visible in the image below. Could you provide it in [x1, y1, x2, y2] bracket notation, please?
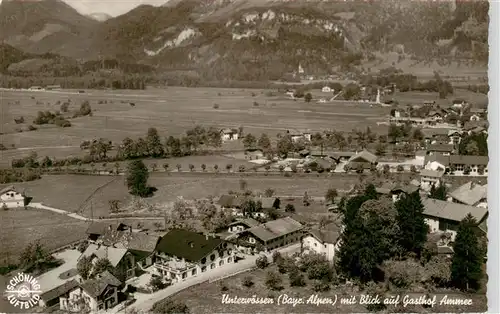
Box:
[0, 173, 358, 218]
[0, 208, 89, 265]
[167, 265, 487, 313]
[0, 87, 387, 153]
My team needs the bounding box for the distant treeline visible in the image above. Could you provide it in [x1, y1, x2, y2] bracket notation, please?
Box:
[0, 75, 146, 90]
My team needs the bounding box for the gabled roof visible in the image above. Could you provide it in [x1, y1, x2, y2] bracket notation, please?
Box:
[255, 197, 277, 209]
[427, 144, 454, 153]
[422, 198, 488, 223]
[127, 233, 161, 253]
[80, 271, 121, 298]
[40, 279, 79, 302]
[246, 217, 303, 242]
[155, 229, 224, 262]
[424, 154, 450, 167]
[221, 128, 236, 134]
[81, 244, 128, 268]
[448, 182, 487, 206]
[86, 222, 128, 236]
[307, 223, 341, 244]
[348, 150, 377, 164]
[228, 218, 260, 228]
[420, 169, 445, 178]
[421, 128, 451, 138]
[0, 185, 16, 195]
[449, 155, 488, 166]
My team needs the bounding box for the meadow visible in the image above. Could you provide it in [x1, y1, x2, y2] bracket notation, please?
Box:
[0, 173, 359, 218]
[0, 208, 89, 265]
[0, 87, 388, 158]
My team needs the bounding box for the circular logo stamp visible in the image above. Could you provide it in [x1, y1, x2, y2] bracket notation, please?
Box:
[5, 272, 42, 310]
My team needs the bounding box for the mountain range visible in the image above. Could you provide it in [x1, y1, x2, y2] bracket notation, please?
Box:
[0, 0, 489, 81]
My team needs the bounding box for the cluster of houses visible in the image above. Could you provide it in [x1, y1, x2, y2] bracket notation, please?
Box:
[35, 169, 488, 312]
[389, 100, 487, 127]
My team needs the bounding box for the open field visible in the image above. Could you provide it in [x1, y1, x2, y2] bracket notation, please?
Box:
[0, 208, 89, 265]
[0, 173, 359, 218]
[0, 87, 387, 150]
[386, 89, 488, 107]
[167, 264, 487, 313]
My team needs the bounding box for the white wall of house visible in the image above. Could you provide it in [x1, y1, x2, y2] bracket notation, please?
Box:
[424, 217, 459, 241]
[155, 246, 236, 283]
[1, 190, 25, 208]
[421, 177, 441, 190]
[451, 164, 488, 176]
[221, 133, 239, 141]
[301, 236, 338, 262]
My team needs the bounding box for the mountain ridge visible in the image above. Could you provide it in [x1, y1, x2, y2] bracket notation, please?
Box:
[0, 0, 489, 80]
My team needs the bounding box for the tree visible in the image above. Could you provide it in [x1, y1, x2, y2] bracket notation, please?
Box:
[149, 275, 167, 292]
[303, 191, 310, 206]
[325, 188, 338, 204]
[276, 135, 294, 158]
[272, 198, 280, 209]
[201, 164, 206, 172]
[383, 259, 425, 289]
[146, 127, 165, 157]
[304, 93, 313, 102]
[225, 163, 233, 172]
[242, 276, 254, 288]
[19, 241, 50, 271]
[451, 214, 483, 291]
[264, 188, 275, 197]
[243, 133, 257, 149]
[76, 256, 93, 280]
[176, 164, 182, 172]
[265, 270, 283, 291]
[239, 165, 246, 172]
[93, 258, 113, 277]
[429, 183, 447, 201]
[289, 268, 306, 287]
[256, 255, 269, 269]
[258, 133, 272, 152]
[126, 160, 150, 197]
[152, 299, 190, 314]
[285, 204, 295, 212]
[395, 192, 428, 256]
[189, 164, 195, 172]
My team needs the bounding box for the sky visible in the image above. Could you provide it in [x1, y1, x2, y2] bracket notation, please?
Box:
[61, 0, 167, 17]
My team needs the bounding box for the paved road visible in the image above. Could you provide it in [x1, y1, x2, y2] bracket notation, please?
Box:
[113, 244, 301, 314]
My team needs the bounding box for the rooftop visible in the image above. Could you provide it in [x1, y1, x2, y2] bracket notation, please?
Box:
[424, 154, 450, 167]
[80, 271, 121, 298]
[307, 223, 341, 244]
[228, 218, 260, 228]
[155, 229, 224, 263]
[81, 244, 128, 268]
[427, 144, 454, 152]
[422, 197, 488, 223]
[40, 279, 79, 302]
[348, 149, 377, 164]
[448, 182, 487, 206]
[246, 217, 303, 242]
[449, 155, 489, 166]
[420, 169, 445, 178]
[0, 185, 16, 195]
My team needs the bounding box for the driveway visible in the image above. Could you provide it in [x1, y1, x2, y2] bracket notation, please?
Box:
[113, 244, 301, 313]
[36, 249, 81, 292]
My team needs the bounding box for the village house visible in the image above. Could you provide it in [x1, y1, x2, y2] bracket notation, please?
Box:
[60, 271, 122, 312]
[80, 243, 137, 280]
[375, 183, 420, 203]
[123, 233, 161, 270]
[447, 182, 488, 208]
[421, 129, 462, 145]
[0, 186, 32, 208]
[346, 150, 378, 170]
[424, 154, 449, 172]
[85, 222, 131, 243]
[301, 223, 341, 262]
[286, 129, 312, 143]
[422, 198, 488, 241]
[321, 86, 332, 93]
[154, 229, 236, 283]
[236, 217, 303, 252]
[220, 128, 239, 141]
[420, 169, 445, 191]
[451, 99, 468, 110]
[426, 143, 454, 156]
[225, 218, 261, 234]
[428, 110, 444, 123]
[449, 155, 488, 176]
[39, 280, 80, 309]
